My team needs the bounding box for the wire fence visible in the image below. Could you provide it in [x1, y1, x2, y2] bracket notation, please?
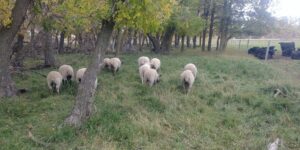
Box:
[227, 39, 300, 52]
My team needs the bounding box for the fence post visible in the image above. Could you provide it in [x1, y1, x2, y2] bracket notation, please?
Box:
[247, 39, 250, 49]
[265, 40, 271, 61]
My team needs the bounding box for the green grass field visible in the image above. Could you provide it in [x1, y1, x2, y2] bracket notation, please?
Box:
[1, 49, 300, 149]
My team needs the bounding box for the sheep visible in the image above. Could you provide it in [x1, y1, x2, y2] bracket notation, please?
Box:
[76, 68, 87, 83]
[150, 58, 161, 70]
[184, 63, 197, 78]
[58, 64, 74, 82]
[139, 63, 151, 84]
[47, 71, 63, 93]
[138, 56, 150, 67]
[103, 58, 111, 69]
[143, 68, 160, 87]
[76, 68, 98, 89]
[109, 57, 121, 75]
[180, 70, 195, 93]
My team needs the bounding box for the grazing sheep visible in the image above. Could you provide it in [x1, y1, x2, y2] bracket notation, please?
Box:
[76, 68, 98, 88]
[109, 57, 121, 75]
[138, 56, 150, 66]
[143, 68, 160, 87]
[103, 58, 111, 69]
[180, 70, 195, 93]
[184, 63, 197, 78]
[150, 58, 161, 70]
[58, 65, 74, 82]
[139, 63, 151, 84]
[76, 68, 87, 83]
[47, 71, 63, 93]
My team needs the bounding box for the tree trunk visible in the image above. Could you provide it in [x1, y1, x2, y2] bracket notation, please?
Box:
[193, 36, 197, 48]
[186, 36, 191, 48]
[181, 35, 185, 52]
[65, 20, 115, 127]
[199, 35, 202, 48]
[147, 34, 161, 53]
[207, 0, 215, 51]
[161, 24, 176, 53]
[44, 31, 56, 67]
[116, 29, 126, 56]
[0, 0, 33, 98]
[175, 34, 179, 48]
[202, 0, 210, 51]
[11, 34, 25, 68]
[216, 35, 220, 50]
[219, 0, 232, 51]
[58, 31, 65, 54]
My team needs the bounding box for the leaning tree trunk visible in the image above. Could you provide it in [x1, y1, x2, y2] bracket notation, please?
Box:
[0, 0, 33, 98]
[43, 31, 55, 67]
[65, 20, 115, 127]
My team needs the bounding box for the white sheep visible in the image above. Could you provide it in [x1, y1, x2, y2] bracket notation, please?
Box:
[103, 58, 111, 69]
[184, 63, 197, 78]
[150, 58, 161, 70]
[109, 57, 121, 75]
[180, 70, 195, 93]
[76, 68, 98, 88]
[143, 68, 160, 87]
[139, 63, 151, 84]
[46, 71, 63, 93]
[58, 64, 74, 81]
[138, 56, 150, 67]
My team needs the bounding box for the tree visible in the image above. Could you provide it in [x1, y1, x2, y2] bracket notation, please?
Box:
[65, 0, 175, 126]
[0, 0, 33, 98]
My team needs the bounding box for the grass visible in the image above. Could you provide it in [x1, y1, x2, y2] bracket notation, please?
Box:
[1, 48, 300, 149]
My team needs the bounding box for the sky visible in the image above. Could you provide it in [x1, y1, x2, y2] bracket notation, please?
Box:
[271, 0, 300, 18]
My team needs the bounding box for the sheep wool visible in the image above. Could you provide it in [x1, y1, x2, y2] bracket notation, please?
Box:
[58, 65, 74, 81]
[76, 68, 87, 83]
[47, 71, 63, 93]
[150, 58, 161, 70]
[143, 68, 160, 87]
[110, 57, 121, 75]
[180, 70, 195, 93]
[139, 63, 151, 84]
[138, 56, 150, 66]
[76, 68, 98, 88]
[184, 63, 197, 78]
[103, 58, 111, 69]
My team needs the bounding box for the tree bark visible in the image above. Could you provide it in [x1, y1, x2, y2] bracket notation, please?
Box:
[58, 31, 65, 53]
[207, 0, 215, 51]
[181, 35, 185, 52]
[43, 31, 55, 67]
[193, 36, 197, 48]
[219, 0, 232, 51]
[65, 20, 115, 127]
[0, 0, 33, 98]
[147, 34, 161, 53]
[175, 34, 179, 48]
[161, 24, 176, 53]
[186, 36, 191, 48]
[199, 35, 202, 48]
[202, 0, 210, 51]
[116, 28, 126, 56]
[11, 34, 25, 68]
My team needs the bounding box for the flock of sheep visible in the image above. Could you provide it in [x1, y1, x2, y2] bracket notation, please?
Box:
[46, 56, 197, 94]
